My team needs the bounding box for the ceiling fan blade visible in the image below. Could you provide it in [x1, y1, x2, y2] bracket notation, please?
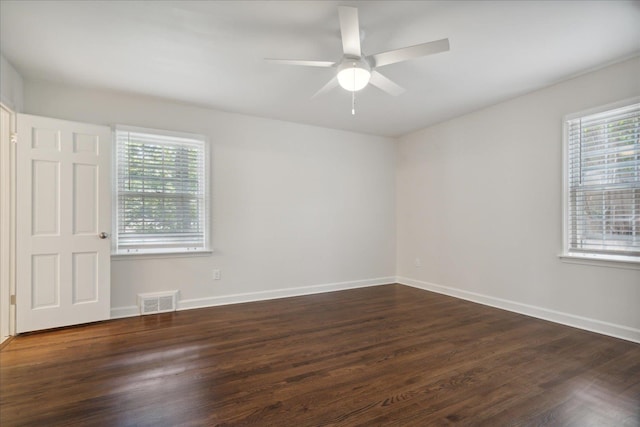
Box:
[311, 77, 339, 99]
[265, 59, 335, 67]
[369, 71, 405, 96]
[369, 38, 450, 68]
[338, 6, 361, 57]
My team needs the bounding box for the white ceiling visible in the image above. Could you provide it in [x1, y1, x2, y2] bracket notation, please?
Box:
[1, 1, 639, 137]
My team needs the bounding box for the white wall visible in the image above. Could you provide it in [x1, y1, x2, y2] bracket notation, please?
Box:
[0, 54, 24, 112]
[24, 81, 397, 315]
[397, 57, 640, 342]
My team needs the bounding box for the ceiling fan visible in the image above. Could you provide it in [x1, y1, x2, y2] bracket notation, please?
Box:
[266, 6, 450, 110]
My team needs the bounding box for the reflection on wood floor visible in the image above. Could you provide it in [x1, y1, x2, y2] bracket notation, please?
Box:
[1, 284, 639, 426]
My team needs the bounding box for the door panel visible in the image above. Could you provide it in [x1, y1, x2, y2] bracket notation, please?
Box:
[31, 254, 59, 308]
[73, 163, 98, 235]
[72, 252, 98, 303]
[31, 160, 60, 236]
[17, 114, 111, 333]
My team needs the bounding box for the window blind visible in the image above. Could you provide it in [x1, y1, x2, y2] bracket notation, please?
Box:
[114, 127, 208, 254]
[566, 102, 639, 257]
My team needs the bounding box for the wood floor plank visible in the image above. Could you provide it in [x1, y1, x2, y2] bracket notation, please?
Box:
[1, 284, 638, 426]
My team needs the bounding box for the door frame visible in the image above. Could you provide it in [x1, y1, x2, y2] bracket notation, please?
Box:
[0, 102, 17, 343]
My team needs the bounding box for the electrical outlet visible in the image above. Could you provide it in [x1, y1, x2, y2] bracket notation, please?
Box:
[415, 257, 422, 268]
[212, 269, 221, 280]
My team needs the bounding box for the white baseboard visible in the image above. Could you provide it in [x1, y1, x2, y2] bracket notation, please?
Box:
[177, 277, 395, 311]
[110, 277, 395, 319]
[110, 305, 139, 319]
[397, 276, 640, 344]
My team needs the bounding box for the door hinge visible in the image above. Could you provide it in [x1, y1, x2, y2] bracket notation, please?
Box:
[10, 132, 17, 144]
[10, 294, 16, 305]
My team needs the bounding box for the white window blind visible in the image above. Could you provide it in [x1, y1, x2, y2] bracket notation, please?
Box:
[565, 101, 639, 259]
[114, 126, 209, 254]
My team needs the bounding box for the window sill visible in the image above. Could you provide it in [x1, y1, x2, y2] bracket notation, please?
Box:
[558, 253, 640, 270]
[112, 250, 213, 261]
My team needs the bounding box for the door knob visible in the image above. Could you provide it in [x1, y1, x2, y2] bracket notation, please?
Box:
[99, 232, 109, 239]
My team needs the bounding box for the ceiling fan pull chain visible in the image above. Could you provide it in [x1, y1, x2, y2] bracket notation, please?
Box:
[352, 90, 356, 115]
[351, 65, 356, 115]
[352, 66, 357, 114]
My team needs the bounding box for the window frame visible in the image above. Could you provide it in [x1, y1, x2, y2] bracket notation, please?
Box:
[112, 125, 211, 257]
[561, 96, 640, 268]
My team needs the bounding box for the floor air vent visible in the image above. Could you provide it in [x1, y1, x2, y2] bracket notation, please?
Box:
[137, 291, 179, 315]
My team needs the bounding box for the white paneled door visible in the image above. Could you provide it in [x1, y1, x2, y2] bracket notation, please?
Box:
[17, 115, 111, 333]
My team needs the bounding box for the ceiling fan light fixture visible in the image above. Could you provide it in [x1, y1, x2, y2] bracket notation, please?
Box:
[337, 60, 371, 92]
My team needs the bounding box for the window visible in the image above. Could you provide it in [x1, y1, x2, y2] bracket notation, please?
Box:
[113, 126, 209, 255]
[563, 98, 639, 262]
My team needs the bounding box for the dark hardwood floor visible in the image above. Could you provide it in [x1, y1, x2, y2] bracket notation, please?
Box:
[1, 284, 639, 426]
